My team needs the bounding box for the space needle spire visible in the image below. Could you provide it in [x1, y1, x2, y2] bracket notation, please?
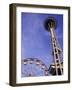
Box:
[45, 17, 63, 75]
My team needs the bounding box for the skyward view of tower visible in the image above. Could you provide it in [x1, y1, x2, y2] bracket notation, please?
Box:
[21, 13, 63, 77]
[44, 17, 63, 75]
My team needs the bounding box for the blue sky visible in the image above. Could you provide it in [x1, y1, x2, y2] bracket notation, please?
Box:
[21, 12, 63, 77]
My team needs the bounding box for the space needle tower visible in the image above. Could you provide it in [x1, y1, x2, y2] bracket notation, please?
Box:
[45, 17, 63, 75]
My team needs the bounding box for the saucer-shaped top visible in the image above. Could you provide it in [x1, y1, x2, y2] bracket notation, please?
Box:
[44, 17, 57, 31]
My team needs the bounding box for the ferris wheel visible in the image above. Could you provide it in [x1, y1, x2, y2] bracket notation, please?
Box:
[21, 58, 49, 77]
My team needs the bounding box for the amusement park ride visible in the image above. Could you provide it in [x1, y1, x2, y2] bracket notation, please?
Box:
[21, 17, 63, 77]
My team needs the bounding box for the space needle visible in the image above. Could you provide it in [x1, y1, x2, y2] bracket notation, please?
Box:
[44, 17, 63, 75]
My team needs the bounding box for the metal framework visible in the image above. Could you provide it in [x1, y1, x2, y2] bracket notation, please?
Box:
[21, 58, 49, 77]
[45, 17, 63, 75]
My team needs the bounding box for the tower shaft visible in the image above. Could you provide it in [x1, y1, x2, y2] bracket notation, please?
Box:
[44, 17, 63, 75]
[50, 28, 63, 75]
